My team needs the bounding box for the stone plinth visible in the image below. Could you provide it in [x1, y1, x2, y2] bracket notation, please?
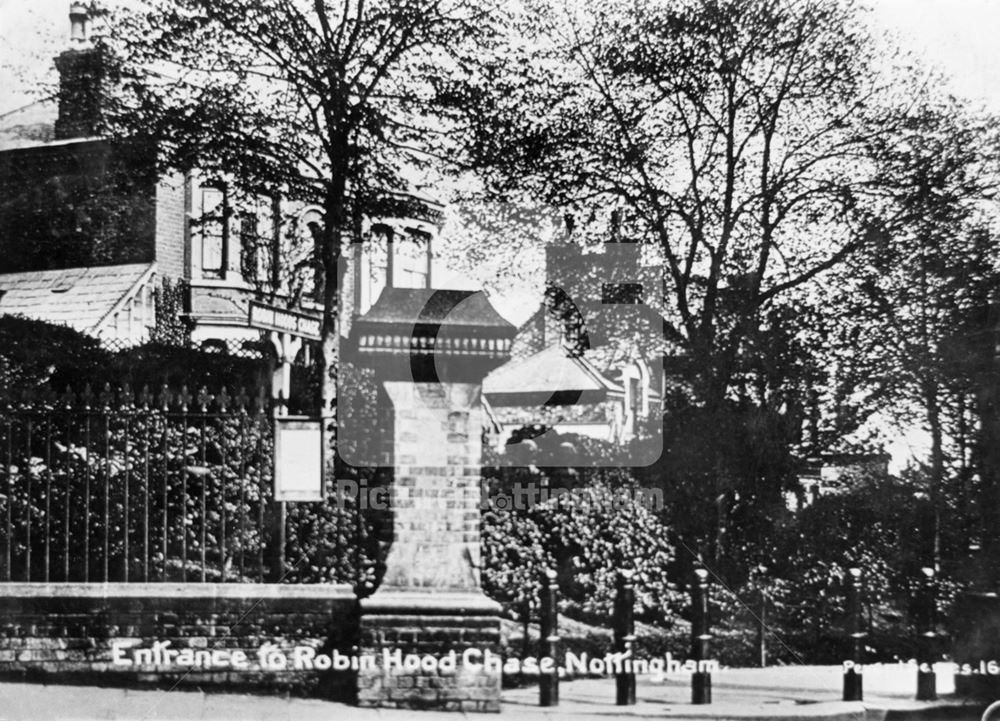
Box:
[357, 592, 502, 712]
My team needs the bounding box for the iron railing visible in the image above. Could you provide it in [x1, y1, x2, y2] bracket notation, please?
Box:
[0, 382, 382, 585]
[0, 384, 275, 583]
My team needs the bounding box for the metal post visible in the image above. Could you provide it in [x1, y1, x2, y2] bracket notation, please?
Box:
[614, 569, 637, 705]
[691, 567, 712, 704]
[843, 567, 864, 701]
[268, 401, 286, 583]
[539, 568, 559, 707]
[916, 567, 937, 700]
[758, 587, 767, 668]
[267, 500, 287, 583]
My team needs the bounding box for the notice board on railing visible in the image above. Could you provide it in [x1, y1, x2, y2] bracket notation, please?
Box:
[274, 416, 325, 502]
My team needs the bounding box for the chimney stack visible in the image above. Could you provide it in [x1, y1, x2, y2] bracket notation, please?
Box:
[54, 2, 106, 140]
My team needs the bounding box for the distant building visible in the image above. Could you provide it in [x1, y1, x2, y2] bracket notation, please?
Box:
[789, 452, 892, 510]
[484, 236, 674, 449]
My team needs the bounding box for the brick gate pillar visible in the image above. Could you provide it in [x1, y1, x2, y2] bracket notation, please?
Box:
[348, 289, 515, 712]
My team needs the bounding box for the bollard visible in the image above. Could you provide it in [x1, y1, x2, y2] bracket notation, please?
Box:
[916, 567, 937, 701]
[539, 568, 559, 707]
[614, 569, 637, 705]
[691, 567, 712, 704]
[843, 567, 864, 702]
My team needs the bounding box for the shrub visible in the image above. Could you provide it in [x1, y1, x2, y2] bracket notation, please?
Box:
[481, 434, 684, 630]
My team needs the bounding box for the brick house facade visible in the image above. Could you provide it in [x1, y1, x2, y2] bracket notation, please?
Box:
[0, 10, 438, 354]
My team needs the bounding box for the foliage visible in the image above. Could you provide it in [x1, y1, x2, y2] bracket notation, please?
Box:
[150, 277, 191, 347]
[481, 438, 684, 626]
[0, 141, 157, 273]
[452, 0, 896, 406]
[0, 315, 110, 392]
[0, 394, 379, 586]
[0, 314, 266, 397]
[442, 0, 938, 583]
[819, 95, 1000, 573]
[0, 405, 273, 583]
[709, 468, 969, 665]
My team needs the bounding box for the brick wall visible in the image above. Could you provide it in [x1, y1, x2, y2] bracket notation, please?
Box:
[357, 593, 502, 712]
[155, 172, 189, 281]
[380, 382, 484, 590]
[0, 583, 357, 698]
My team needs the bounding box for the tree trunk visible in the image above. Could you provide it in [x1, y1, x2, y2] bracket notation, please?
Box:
[319, 173, 348, 463]
[923, 380, 943, 570]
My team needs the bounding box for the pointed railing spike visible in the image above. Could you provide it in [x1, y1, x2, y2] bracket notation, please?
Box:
[99, 382, 114, 409]
[178, 385, 192, 411]
[235, 387, 250, 413]
[139, 385, 153, 409]
[196, 386, 213, 412]
[157, 384, 172, 411]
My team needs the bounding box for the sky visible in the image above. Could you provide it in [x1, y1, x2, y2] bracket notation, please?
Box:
[2, 0, 1000, 114]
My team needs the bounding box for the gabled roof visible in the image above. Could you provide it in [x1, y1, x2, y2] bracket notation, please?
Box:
[0, 263, 155, 334]
[483, 343, 623, 407]
[0, 98, 58, 151]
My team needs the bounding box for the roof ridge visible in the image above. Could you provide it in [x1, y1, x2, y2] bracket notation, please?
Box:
[0, 96, 58, 121]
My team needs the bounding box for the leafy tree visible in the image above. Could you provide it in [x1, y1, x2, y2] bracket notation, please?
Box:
[455, 0, 895, 407]
[448, 0, 912, 564]
[95, 0, 501, 449]
[833, 96, 1000, 569]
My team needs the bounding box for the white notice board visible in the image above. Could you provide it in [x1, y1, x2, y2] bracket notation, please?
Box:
[274, 416, 325, 502]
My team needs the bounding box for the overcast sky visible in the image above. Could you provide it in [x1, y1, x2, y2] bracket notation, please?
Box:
[1, 0, 1000, 115]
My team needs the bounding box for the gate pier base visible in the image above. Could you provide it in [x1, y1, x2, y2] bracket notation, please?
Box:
[357, 591, 502, 712]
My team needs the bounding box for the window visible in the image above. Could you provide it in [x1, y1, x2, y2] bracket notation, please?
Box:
[358, 224, 391, 313]
[199, 186, 225, 278]
[290, 208, 324, 303]
[629, 376, 641, 419]
[240, 195, 277, 286]
[394, 228, 430, 289]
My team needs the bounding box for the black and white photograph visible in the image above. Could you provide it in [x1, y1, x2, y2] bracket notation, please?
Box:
[0, 0, 999, 718]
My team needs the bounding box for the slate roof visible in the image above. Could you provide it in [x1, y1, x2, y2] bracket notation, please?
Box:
[0, 263, 154, 333]
[483, 344, 622, 406]
[358, 288, 515, 329]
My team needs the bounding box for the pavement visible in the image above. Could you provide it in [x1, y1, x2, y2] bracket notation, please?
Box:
[0, 665, 992, 721]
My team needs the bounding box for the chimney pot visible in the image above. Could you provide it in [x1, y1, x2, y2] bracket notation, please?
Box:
[69, 2, 89, 43]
